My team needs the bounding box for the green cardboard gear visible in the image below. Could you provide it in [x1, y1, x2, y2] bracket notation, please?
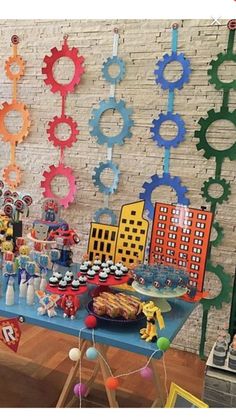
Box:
[201, 260, 232, 311]
[201, 177, 231, 205]
[208, 52, 236, 91]
[210, 222, 224, 248]
[195, 109, 236, 162]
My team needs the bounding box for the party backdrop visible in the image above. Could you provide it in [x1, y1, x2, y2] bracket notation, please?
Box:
[0, 19, 235, 355]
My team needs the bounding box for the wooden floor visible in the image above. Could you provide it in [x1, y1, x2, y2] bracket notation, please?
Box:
[0, 321, 206, 408]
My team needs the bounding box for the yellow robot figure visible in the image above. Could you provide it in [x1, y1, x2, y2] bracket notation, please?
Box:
[140, 301, 165, 343]
[19, 245, 30, 256]
[1, 240, 14, 253]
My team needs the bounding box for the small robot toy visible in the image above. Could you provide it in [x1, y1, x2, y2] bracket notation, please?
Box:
[60, 294, 80, 320]
[35, 290, 60, 318]
[140, 300, 165, 343]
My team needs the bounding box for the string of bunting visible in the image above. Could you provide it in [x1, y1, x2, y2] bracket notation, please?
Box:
[89, 28, 133, 226]
[41, 35, 85, 208]
[140, 23, 191, 219]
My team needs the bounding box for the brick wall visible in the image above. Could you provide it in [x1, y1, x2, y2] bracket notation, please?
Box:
[0, 19, 235, 354]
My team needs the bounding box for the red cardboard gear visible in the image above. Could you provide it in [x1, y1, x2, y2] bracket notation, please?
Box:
[41, 163, 76, 208]
[47, 115, 79, 149]
[42, 37, 85, 96]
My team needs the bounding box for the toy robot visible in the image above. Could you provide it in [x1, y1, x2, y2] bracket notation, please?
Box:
[44, 199, 59, 222]
[140, 300, 165, 343]
[60, 294, 80, 320]
[35, 290, 60, 317]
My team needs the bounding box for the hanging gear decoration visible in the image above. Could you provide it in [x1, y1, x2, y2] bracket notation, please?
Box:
[139, 173, 190, 219]
[201, 177, 231, 205]
[0, 36, 30, 189]
[94, 207, 117, 225]
[154, 52, 191, 91]
[42, 36, 85, 96]
[41, 163, 76, 209]
[102, 56, 126, 85]
[151, 112, 186, 148]
[47, 115, 79, 150]
[208, 52, 236, 91]
[201, 261, 232, 311]
[92, 161, 120, 195]
[41, 36, 85, 207]
[89, 98, 133, 147]
[210, 222, 224, 248]
[195, 109, 236, 161]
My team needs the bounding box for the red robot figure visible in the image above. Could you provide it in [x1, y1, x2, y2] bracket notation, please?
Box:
[60, 294, 79, 320]
[44, 199, 59, 222]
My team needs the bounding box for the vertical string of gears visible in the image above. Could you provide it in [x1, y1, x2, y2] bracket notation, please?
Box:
[41, 35, 85, 208]
[195, 20, 236, 358]
[0, 35, 31, 189]
[89, 28, 133, 225]
[139, 24, 191, 219]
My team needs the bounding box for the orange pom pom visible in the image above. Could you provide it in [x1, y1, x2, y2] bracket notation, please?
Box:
[105, 377, 119, 390]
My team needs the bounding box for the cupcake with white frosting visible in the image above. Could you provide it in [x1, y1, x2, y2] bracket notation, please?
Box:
[121, 266, 128, 275]
[64, 271, 74, 285]
[115, 269, 123, 280]
[78, 275, 87, 286]
[99, 271, 108, 282]
[58, 278, 68, 291]
[92, 264, 100, 274]
[71, 279, 80, 291]
[87, 268, 96, 279]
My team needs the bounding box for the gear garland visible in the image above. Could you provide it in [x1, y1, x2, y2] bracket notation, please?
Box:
[41, 36, 85, 208]
[140, 24, 191, 218]
[0, 35, 31, 189]
[89, 29, 133, 224]
[196, 22, 236, 358]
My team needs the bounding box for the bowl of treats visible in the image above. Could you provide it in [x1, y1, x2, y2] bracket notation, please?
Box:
[87, 291, 145, 324]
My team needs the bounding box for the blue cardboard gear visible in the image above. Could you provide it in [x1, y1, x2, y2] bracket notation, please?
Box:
[92, 161, 120, 195]
[139, 173, 190, 219]
[150, 112, 186, 149]
[94, 207, 117, 225]
[102, 56, 126, 85]
[89, 98, 133, 147]
[154, 52, 191, 91]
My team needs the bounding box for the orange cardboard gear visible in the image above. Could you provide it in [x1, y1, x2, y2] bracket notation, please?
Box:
[0, 101, 30, 144]
[5, 55, 25, 81]
[3, 164, 22, 189]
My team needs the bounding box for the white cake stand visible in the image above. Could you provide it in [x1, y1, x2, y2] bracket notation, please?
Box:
[132, 280, 187, 313]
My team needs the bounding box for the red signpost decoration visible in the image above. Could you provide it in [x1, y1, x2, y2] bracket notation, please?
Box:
[0, 318, 21, 353]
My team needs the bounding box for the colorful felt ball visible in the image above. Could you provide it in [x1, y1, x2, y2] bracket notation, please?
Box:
[68, 347, 81, 362]
[73, 382, 87, 397]
[157, 337, 170, 351]
[140, 366, 153, 379]
[86, 347, 98, 360]
[84, 315, 97, 329]
[105, 377, 119, 390]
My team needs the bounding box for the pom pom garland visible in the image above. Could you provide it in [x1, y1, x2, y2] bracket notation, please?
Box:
[86, 347, 98, 360]
[69, 347, 81, 362]
[157, 337, 170, 351]
[84, 315, 97, 329]
[73, 382, 88, 397]
[140, 366, 153, 379]
[105, 376, 119, 390]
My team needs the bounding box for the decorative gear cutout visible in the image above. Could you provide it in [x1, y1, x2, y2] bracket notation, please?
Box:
[92, 161, 120, 195]
[210, 222, 224, 248]
[139, 173, 190, 219]
[42, 37, 85, 96]
[195, 109, 236, 161]
[102, 56, 126, 85]
[3, 163, 22, 189]
[150, 112, 186, 149]
[201, 260, 232, 311]
[201, 177, 231, 205]
[0, 101, 30, 144]
[5, 55, 25, 81]
[208, 52, 236, 91]
[154, 52, 191, 91]
[47, 115, 79, 150]
[89, 98, 133, 147]
[94, 207, 117, 225]
[41, 163, 76, 208]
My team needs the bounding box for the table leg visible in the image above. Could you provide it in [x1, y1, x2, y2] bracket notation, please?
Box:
[56, 340, 88, 408]
[149, 358, 166, 407]
[97, 344, 119, 408]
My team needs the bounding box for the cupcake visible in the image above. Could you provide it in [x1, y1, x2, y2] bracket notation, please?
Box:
[116, 262, 123, 269]
[93, 258, 102, 267]
[115, 269, 123, 280]
[110, 265, 117, 274]
[58, 279, 68, 291]
[101, 262, 108, 269]
[78, 275, 87, 286]
[103, 267, 110, 274]
[92, 264, 100, 274]
[54, 272, 63, 281]
[99, 271, 108, 282]
[71, 279, 80, 291]
[64, 271, 74, 285]
[87, 268, 96, 279]
[80, 264, 88, 274]
[84, 260, 92, 268]
[121, 266, 128, 274]
[49, 275, 59, 287]
[106, 258, 113, 267]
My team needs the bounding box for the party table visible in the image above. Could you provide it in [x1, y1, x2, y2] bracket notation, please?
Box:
[0, 287, 197, 407]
